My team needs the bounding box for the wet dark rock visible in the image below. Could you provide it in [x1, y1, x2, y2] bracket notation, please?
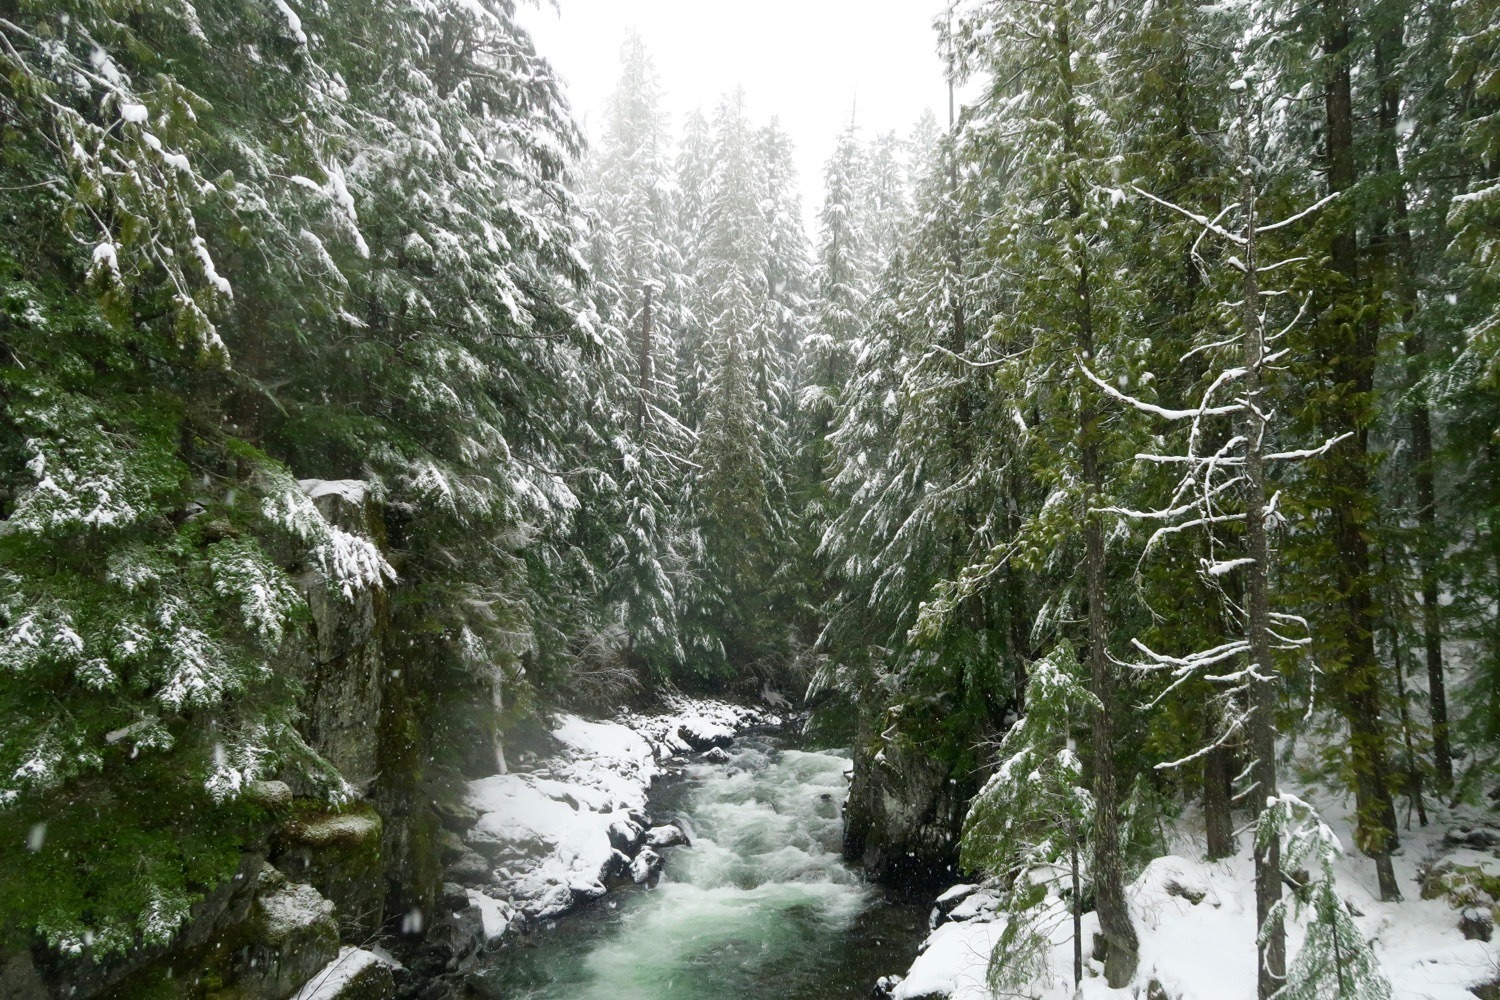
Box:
[238, 869, 341, 1000]
[703, 747, 731, 764]
[438, 829, 467, 864]
[1444, 824, 1500, 850]
[572, 880, 609, 905]
[435, 798, 480, 833]
[601, 849, 635, 888]
[870, 973, 904, 999]
[274, 804, 385, 939]
[0, 949, 47, 1000]
[288, 482, 389, 799]
[843, 740, 968, 886]
[446, 850, 492, 887]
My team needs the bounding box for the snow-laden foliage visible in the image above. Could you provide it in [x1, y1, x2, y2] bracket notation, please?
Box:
[0, 0, 587, 956]
[1258, 796, 1394, 1000]
[961, 643, 1099, 996]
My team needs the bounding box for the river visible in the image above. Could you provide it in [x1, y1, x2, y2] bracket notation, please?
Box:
[466, 734, 928, 1000]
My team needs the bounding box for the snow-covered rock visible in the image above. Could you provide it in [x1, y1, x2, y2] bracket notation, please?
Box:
[647, 823, 691, 848]
[608, 817, 646, 854]
[894, 916, 1005, 1000]
[243, 870, 340, 1000]
[679, 719, 735, 751]
[631, 846, 664, 885]
[943, 890, 999, 925]
[464, 889, 516, 943]
[291, 946, 396, 1000]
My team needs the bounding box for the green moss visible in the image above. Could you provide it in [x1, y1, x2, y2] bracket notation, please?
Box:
[1420, 861, 1500, 906]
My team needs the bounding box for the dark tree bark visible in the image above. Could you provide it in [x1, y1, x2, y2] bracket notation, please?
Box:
[1235, 120, 1285, 998]
[1203, 732, 1237, 861]
[1371, 1, 1452, 793]
[1322, 0, 1403, 902]
[1056, 5, 1137, 984]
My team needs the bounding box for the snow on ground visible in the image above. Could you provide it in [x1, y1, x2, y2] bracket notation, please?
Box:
[464, 697, 775, 922]
[893, 791, 1500, 1000]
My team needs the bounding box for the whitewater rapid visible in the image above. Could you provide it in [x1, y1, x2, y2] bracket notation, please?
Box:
[475, 736, 924, 1000]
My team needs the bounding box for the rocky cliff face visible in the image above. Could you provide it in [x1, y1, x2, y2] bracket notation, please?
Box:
[842, 738, 969, 888]
[292, 481, 392, 801]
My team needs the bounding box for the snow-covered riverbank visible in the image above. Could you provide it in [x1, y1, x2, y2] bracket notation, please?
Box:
[880, 796, 1500, 1000]
[438, 698, 781, 950]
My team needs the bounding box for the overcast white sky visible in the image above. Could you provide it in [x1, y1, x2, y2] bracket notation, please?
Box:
[519, 0, 952, 230]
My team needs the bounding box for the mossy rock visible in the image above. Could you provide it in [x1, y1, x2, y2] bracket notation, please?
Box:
[236, 871, 340, 1000]
[273, 803, 384, 939]
[1418, 858, 1500, 907]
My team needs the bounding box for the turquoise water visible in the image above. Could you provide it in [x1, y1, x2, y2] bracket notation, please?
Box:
[470, 737, 926, 1000]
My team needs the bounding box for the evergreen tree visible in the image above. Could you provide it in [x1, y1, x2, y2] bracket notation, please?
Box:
[686, 90, 784, 674]
[945, 0, 1143, 980]
[578, 32, 695, 682]
[961, 643, 1098, 996]
[1259, 796, 1395, 1000]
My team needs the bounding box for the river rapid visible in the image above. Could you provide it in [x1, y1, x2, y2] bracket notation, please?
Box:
[468, 734, 927, 1000]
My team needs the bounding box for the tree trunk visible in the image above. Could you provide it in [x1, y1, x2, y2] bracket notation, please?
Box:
[1236, 105, 1286, 1000]
[1008, 494, 1030, 712]
[1056, 5, 1137, 983]
[1322, 0, 1402, 902]
[1203, 726, 1237, 861]
[1072, 834, 1084, 991]
[1373, 2, 1452, 793]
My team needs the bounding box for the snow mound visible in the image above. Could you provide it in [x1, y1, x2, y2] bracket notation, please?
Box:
[895, 916, 1005, 1000]
[890, 809, 1500, 1000]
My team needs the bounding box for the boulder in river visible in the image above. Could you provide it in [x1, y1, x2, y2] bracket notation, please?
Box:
[646, 824, 691, 848]
[631, 847, 665, 886]
[601, 848, 636, 888]
[703, 746, 731, 764]
[679, 720, 735, 751]
[843, 738, 968, 886]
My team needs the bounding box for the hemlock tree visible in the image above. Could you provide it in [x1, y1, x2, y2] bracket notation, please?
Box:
[1, 0, 596, 951]
[946, 0, 1142, 981]
[1258, 796, 1394, 1000]
[961, 643, 1099, 997]
[0, 0, 390, 951]
[796, 123, 872, 622]
[579, 32, 695, 682]
[686, 90, 783, 673]
[1261, 0, 1404, 900]
[1097, 63, 1362, 994]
